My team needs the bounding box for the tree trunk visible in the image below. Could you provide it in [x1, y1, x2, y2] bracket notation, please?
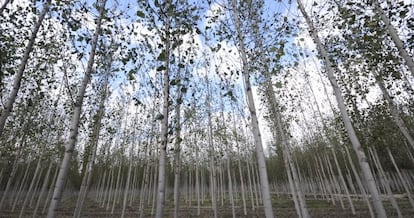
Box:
[0, 0, 11, 15]
[154, 0, 171, 215]
[0, 0, 51, 137]
[121, 146, 134, 218]
[12, 160, 32, 211]
[47, 1, 106, 216]
[387, 147, 414, 209]
[19, 158, 42, 218]
[324, 154, 344, 208]
[369, 147, 402, 218]
[230, 0, 274, 217]
[173, 70, 183, 218]
[331, 149, 355, 214]
[33, 159, 53, 217]
[42, 159, 60, 214]
[205, 75, 218, 218]
[73, 64, 110, 218]
[0, 155, 20, 208]
[374, 70, 414, 149]
[372, 0, 414, 78]
[111, 159, 123, 214]
[296, 1, 387, 217]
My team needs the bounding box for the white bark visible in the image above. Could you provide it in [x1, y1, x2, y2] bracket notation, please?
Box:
[74, 68, 110, 218]
[0, 0, 51, 137]
[154, 7, 171, 217]
[46, 1, 106, 216]
[33, 159, 53, 217]
[374, 71, 414, 150]
[19, 159, 42, 218]
[232, 110, 247, 216]
[373, 0, 414, 78]
[173, 71, 183, 218]
[121, 147, 134, 218]
[387, 147, 414, 209]
[246, 157, 256, 210]
[331, 149, 355, 214]
[297, 0, 387, 217]
[0, 0, 11, 15]
[230, 0, 274, 216]
[369, 147, 402, 218]
[42, 159, 60, 214]
[111, 159, 123, 214]
[206, 75, 218, 218]
[325, 154, 344, 208]
[278, 114, 309, 218]
[12, 160, 32, 211]
[0, 154, 19, 208]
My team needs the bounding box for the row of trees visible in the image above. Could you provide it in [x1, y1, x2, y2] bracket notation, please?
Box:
[0, 0, 414, 217]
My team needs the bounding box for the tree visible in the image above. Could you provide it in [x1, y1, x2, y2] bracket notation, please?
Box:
[296, 0, 387, 217]
[0, 0, 52, 137]
[372, 0, 414, 78]
[230, 0, 274, 217]
[47, 0, 107, 217]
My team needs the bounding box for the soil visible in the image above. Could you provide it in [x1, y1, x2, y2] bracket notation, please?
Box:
[1, 197, 414, 217]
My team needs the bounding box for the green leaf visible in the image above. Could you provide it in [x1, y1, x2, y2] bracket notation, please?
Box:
[127, 70, 135, 80]
[170, 79, 180, 86]
[275, 82, 283, 88]
[136, 11, 145, 18]
[156, 65, 166, 71]
[157, 51, 166, 61]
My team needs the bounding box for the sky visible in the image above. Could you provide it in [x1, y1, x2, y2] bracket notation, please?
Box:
[4, 0, 413, 157]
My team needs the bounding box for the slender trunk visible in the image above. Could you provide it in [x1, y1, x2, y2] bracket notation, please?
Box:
[369, 147, 402, 218]
[246, 158, 255, 210]
[139, 160, 150, 218]
[195, 135, 201, 216]
[0, 0, 51, 137]
[331, 149, 355, 214]
[230, 1, 274, 216]
[297, 1, 386, 217]
[374, 71, 414, 149]
[173, 72, 183, 218]
[227, 158, 236, 218]
[43, 160, 60, 214]
[324, 154, 344, 208]
[111, 160, 123, 214]
[251, 159, 260, 207]
[0, 156, 19, 208]
[387, 147, 414, 209]
[316, 155, 335, 204]
[237, 159, 247, 215]
[33, 160, 53, 217]
[0, 0, 11, 15]
[372, 0, 414, 78]
[151, 160, 158, 215]
[30, 165, 44, 207]
[73, 68, 110, 218]
[12, 160, 32, 211]
[204, 73, 218, 217]
[121, 147, 134, 218]
[344, 146, 374, 218]
[96, 170, 106, 204]
[47, 2, 106, 217]
[19, 159, 41, 218]
[105, 166, 115, 210]
[154, 2, 171, 215]
[287, 150, 302, 217]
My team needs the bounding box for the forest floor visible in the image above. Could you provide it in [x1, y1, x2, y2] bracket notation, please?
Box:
[1, 195, 414, 217]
